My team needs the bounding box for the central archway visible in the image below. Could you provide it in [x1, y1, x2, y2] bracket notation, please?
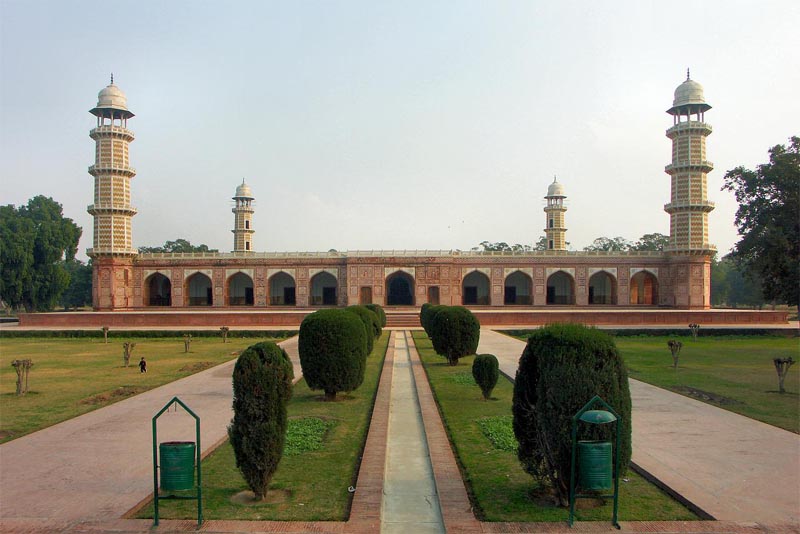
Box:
[386, 271, 414, 306]
[504, 271, 532, 305]
[588, 271, 617, 305]
[310, 271, 338, 306]
[186, 272, 212, 306]
[630, 271, 658, 305]
[462, 270, 490, 305]
[546, 271, 575, 305]
[269, 272, 296, 306]
[228, 272, 254, 306]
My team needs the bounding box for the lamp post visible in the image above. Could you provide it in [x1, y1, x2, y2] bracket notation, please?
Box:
[568, 395, 621, 528]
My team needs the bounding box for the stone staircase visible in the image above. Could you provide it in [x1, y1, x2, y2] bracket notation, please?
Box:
[386, 311, 420, 328]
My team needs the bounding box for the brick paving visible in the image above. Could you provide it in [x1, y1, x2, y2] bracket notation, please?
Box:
[2, 330, 798, 533]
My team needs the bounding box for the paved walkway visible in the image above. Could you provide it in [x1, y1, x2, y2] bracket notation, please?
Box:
[477, 329, 800, 525]
[0, 337, 303, 531]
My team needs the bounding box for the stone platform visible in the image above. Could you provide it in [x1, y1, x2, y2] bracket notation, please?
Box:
[14, 307, 791, 329]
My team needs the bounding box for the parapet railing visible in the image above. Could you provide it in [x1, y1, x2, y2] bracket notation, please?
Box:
[136, 249, 667, 260]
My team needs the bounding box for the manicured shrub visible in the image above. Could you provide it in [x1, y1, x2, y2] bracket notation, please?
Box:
[472, 353, 499, 399]
[228, 341, 294, 501]
[299, 309, 368, 400]
[512, 323, 631, 506]
[345, 305, 380, 354]
[364, 304, 387, 328]
[421, 303, 446, 336]
[420, 303, 432, 332]
[429, 306, 480, 366]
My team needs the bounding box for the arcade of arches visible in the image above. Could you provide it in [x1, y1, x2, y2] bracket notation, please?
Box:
[126, 257, 701, 309]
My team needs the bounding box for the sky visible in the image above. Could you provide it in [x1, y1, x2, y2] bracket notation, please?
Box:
[1, 1, 798, 262]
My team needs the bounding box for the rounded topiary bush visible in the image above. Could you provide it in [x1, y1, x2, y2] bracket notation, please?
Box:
[345, 305, 380, 354]
[421, 303, 446, 336]
[472, 353, 499, 400]
[228, 341, 294, 500]
[512, 323, 631, 506]
[299, 309, 368, 400]
[429, 306, 480, 365]
[364, 304, 387, 328]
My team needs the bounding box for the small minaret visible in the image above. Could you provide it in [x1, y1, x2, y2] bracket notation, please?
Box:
[544, 177, 567, 250]
[664, 70, 715, 253]
[87, 76, 137, 257]
[232, 180, 255, 252]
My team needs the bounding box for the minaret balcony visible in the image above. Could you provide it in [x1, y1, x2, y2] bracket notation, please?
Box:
[87, 204, 138, 216]
[89, 126, 135, 141]
[88, 164, 136, 177]
[664, 160, 713, 174]
[231, 207, 255, 214]
[663, 201, 715, 213]
[666, 121, 712, 137]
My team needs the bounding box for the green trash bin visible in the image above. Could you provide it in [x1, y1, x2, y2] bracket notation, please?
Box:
[578, 440, 612, 491]
[159, 441, 196, 490]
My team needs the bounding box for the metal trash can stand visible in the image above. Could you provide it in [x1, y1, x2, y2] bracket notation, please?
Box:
[159, 441, 196, 491]
[577, 440, 613, 491]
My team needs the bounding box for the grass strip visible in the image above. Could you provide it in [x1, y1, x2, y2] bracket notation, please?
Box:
[0, 336, 287, 443]
[142, 331, 389, 521]
[412, 331, 698, 522]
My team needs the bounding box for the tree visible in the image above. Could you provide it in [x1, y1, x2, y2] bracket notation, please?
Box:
[59, 259, 92, 310]
[0, 196, 81, 312]
[472, 354, 499, 400]
[298, 309, 368, 400]
[429, 306, 480, 366]
[583, 236, 633, 252]
[723, 136, 800, 308]
[631, 232, 669, 251]
[138, 238, 218, 253]
[228, 341, 294, 501]
[512, 324, 631, 506]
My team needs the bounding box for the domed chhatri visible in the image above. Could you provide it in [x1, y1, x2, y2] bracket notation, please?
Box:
[547, 177, 566, 198]
[235, 179, 254, 199]
[89, 75, 134, 119]
[668, 69, 711, 115]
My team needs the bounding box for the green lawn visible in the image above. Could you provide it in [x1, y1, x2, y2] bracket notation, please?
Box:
[141, 331, 389, 521]
[412, 331, 698, 522]
[615, 336, 800, 433]
[0, 336, 286, 443]
[506, 332, 799, 433]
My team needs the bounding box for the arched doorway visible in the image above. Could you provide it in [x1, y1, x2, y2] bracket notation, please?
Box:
[546, 271, 575, 305]
[504, 271, 532, 305]
[145, 273, 171, 306]
[269, 272, 296, 306]
[588, 271, 617, 305]
[386, 271, 414, 306]
[462, 271, 490, 305]
[228, 272, 254, 306]
[186, 272, 212, 306]
[310, 271, 338, 306]
[630, 271, 658, 305]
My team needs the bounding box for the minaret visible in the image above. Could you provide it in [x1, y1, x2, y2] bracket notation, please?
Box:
[87, 76, 137, 257]
[87, 76, 137, 309]
[544, 177, 567, 250]
[232, 180, 255, 252]
[664, 70, 715, 253]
